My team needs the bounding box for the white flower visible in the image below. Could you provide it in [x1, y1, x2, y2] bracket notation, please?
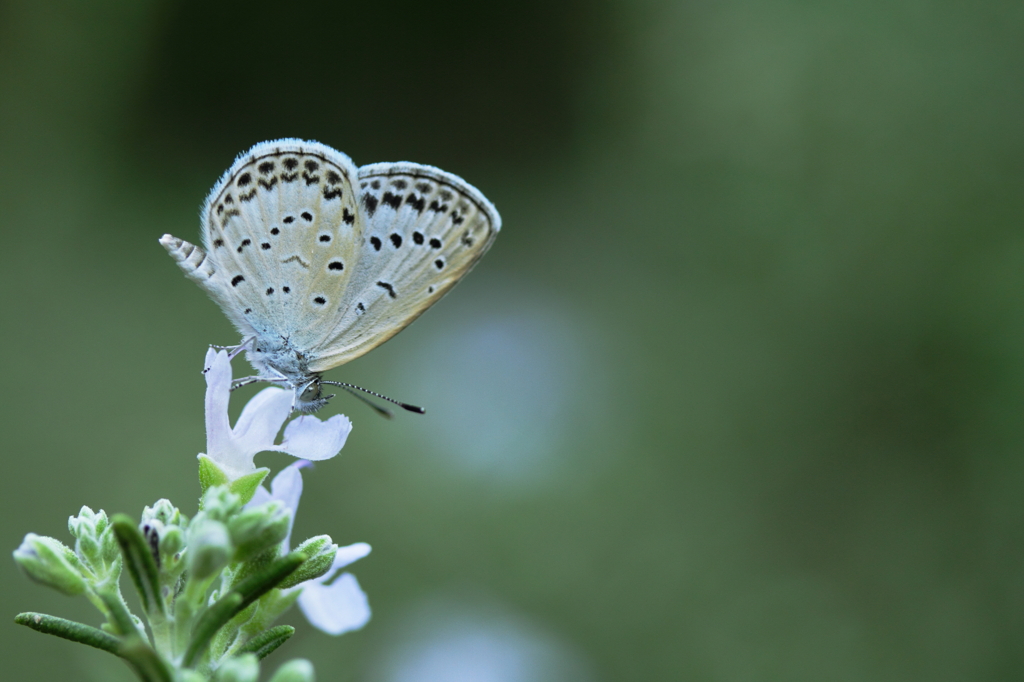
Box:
[249, 461, 372, 635]
[202, 349, 352, 480]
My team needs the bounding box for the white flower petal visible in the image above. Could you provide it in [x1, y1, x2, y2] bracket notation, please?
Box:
[204, 350, 234, 456]
[269, 461, 306, 548]
[298, 573, 371, 635]
[274, 414, 353, 461]
[328, 542, 371, 574]
[231, 387, 293, 454]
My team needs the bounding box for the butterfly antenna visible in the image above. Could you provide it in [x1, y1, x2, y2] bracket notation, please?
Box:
[321, 381, 426, 415]
[337, 385, 394, 419]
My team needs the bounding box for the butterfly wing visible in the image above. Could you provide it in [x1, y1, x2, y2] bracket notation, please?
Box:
[163, 139, 363, 346]
[306, 162, 501, 373]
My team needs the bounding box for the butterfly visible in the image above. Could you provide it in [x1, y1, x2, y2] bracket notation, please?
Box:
[161, 139, 500, 413]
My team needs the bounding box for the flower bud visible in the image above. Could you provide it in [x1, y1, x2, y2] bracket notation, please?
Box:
[228, 501, 290, 562]
[201, 486, 242, 522]
[187, 519, 232, 580]
[278, 535, 337, 590]
[142, 499, 187, 528]
[267, 659, 315, 682]
[212, 653, 260, 682]
[13, 534, 88, 596]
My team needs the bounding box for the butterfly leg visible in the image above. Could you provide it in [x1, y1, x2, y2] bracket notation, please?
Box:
[208, 337, 255, 361]
[230, 375, 286, 392]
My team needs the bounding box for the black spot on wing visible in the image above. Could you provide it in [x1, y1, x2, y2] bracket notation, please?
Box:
[429, 238, 442, 249]
[259, 176, 279, 191]
[237, 238, 252, 253]
[343, 208, 355, 225]
[258, 161, 275, 174]
[326, 170, 341, 184]
[301, 211, 313, 222]
[239, 188, 257, 202]
[328, 261, 344, 271]
[283, 215, 295, 224]
[406, 194, 425, 212]
[270, 227, 280, 235]
[313, 296, 326, 305]
[323, 186, 343, 200]
[392, 179, 408, 189]
[231, 275, 245, 286]
[429, 200, 448, 213]
[376, 281, 397, 298]
[382, 192, 402, 210]
[370, 236, 382, 251]
[363, 193, 379, 217]
[237, 172, 252, 186]
[213, 239, 224, 247]
[413, 231, 424, 244]
[390, 233, 402, 248]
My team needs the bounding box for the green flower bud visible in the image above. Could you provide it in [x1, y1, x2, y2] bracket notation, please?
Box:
[68, 506, 107, 539]
[228, 501, 290, 563]
[267, 659, 315, 682]
[201, 486, 243, 522]
[159, 525, 185, 557]
[212, 653, 260, 682]
[13, 534, 88, 596]
[278, 535, 337, 590]
[187, 519, 232, 580]
[66, 507, 121, 578]
[141, 499, 187, 528]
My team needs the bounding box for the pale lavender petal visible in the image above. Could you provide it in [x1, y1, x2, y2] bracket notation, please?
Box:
[298, 573, 371, 635]
[204, 350, 233, 455]
[327, 542, 371, 574]
[269, 461, 306, 548]
[273, 414, 352, 461]
[231, 387, 293, 454]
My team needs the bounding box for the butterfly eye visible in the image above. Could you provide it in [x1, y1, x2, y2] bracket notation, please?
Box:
[299, 381, 321, 403]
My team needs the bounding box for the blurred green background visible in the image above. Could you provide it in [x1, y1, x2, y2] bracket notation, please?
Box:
[1, 0, 1022, 680]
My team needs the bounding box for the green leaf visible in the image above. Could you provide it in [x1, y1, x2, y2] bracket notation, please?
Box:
[15, 612, 120, 655]
[111, 514, 164, 616]
[198, 456, 230, 498]
[229, 468, 270, 506]
[183, 552, 305, 667]
[183, 592, 243, 667]
[237, 625, 295, 661]
[229, 551, 305, 614]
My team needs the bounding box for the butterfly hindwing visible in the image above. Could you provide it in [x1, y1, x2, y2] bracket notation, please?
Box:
[197, 140, 362, 346]
[306, 162, 501, 372]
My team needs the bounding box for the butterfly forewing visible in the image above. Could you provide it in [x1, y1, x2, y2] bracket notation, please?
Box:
[198, 140, 363, 345]
[306, 162, 501, 372]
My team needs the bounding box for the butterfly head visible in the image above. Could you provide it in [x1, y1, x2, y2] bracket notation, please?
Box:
[294, 378, 335, 414]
